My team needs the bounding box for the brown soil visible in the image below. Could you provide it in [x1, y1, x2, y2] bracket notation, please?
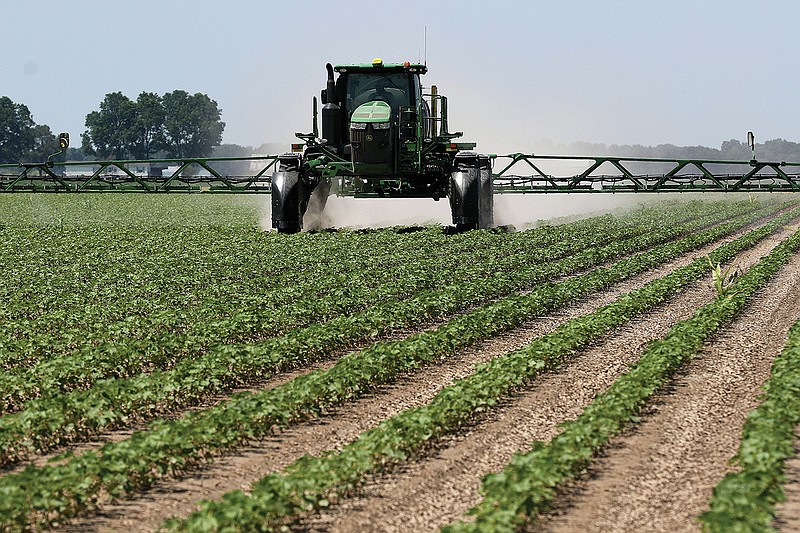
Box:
[535, 244, 800, 532]
[32, 215, 766, 479]
[55, 220, 796, 532]
[34, 216, 752, 475]
[294, 225, 800, 533]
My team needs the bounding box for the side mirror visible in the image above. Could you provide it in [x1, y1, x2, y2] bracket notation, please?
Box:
[44, 132, 70, 166]
[747, 131, 756, 162]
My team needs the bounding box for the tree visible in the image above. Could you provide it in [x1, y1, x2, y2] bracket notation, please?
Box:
[0, 96, 36, 163]
[162, 90, 225, 158]
[720, 139, 748, 159]
[82, 90, 225, 161]
[212, 143, 253, 176]
[66, 147, 88, 161]
[82, 92, 136, 159]
[26, 124, 59, 163]
[129, 91, 166, 160]
[761, 138, 800, 162]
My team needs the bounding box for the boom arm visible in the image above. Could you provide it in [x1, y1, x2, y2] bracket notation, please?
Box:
[491, 154, 800, 193]
[3, 153, 800, 193]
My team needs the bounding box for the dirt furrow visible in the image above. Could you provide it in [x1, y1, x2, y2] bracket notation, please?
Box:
[11, 216, 758, 476]
[58, 220, 785, 532]
[536, 240, 800, 532]
[0, 359, 339, 477]
[293, 225, 798, 533]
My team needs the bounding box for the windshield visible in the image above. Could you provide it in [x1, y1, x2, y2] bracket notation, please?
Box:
[345, 73, 412, 115]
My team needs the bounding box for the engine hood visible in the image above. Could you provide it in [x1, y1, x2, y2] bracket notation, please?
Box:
[350, 101, 391, 123]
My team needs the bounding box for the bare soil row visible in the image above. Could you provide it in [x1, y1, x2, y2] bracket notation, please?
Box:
[57, 218, 799, 532]
[297, 223, 800, 533]
[538, 230, 800, 532]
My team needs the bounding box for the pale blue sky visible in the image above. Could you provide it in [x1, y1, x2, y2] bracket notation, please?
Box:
[3, 0, 798, 154]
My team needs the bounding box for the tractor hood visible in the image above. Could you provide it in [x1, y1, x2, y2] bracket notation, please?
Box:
[350, 101, 391, 123]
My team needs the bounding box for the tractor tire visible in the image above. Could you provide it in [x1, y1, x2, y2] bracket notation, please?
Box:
[449, 151, 493, 231]
[271, 154, 306, 233]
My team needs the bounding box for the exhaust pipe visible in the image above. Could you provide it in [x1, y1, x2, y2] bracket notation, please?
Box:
[325, 63, 336, 103]
[322, 63, 341, 150]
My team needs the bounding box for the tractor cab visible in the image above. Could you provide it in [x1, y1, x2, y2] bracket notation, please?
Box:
[319, 59, 429, 175]
[344, 69, 413, 115]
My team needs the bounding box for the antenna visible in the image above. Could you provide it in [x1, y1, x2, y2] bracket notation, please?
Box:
[424, 25, 427, 66]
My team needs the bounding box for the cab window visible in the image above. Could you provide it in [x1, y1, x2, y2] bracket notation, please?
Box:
[346, 73, 412, 114]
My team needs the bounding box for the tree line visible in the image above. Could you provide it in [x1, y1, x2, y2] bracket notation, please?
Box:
[0, 91, 225, 164]
[3, 91, 800, 166]
[539, 138, 800, 162]
[0, 97, 62, 164]
[81, 91, 224, 160]
[535, 138, 800, 175]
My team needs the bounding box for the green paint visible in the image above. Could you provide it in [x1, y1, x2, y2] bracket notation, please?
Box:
[350, 101, 391, 123]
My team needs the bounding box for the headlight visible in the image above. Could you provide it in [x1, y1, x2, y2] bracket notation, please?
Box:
[372, 122, 391, 130]
[350, 122, 367, 130]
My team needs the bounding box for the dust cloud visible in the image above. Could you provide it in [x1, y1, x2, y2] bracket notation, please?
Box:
[493, 194, 672, 229]
[258, 196, 450, 231]
[258, 193, 690, 232]
[299, 187, 333, 231]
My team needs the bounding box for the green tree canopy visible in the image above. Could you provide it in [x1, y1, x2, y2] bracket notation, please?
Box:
[129, 92, 166, 159]
[26, 124, 60, 163]
[211, 143, 254, 176]
[0, 96, 37, 164]
[82, 90, 224, 160]
[162, 90, 225, 158]
[82, 92, 136, 159]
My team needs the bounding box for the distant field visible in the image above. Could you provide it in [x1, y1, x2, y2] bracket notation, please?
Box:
[0, 194, 799, 532]
[0, 194, 264, 226]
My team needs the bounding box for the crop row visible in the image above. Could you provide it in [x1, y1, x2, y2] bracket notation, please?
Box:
[0, 206, 677, 410]
[0, 201, 772, 466]
[699, 317, 800, 532]
[0, 193, 264, 228]
[0, 197, 761, 331]
[0, 224, 521, 368]
[163, 205, 800, 531]
[0, 198, 760, 369]
[2, 224, 519, 347]
[0, 204, 795, 529]
[0, 201, 700, 377]
[443, 230, 800, 532]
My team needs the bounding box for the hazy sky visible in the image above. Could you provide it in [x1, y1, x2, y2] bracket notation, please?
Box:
[3, 0, 798, 155]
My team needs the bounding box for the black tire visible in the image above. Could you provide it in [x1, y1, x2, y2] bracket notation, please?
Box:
[455, 222, 477, 232]
[449, 151, 481, 231]
[271, 155, 305, 233]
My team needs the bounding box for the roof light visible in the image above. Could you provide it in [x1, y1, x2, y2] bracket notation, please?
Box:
[403, 61, 410, 67]
[372, 57, 383, 67]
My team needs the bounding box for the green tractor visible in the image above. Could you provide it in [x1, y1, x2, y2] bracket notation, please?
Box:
[271, 58, 494, 232]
